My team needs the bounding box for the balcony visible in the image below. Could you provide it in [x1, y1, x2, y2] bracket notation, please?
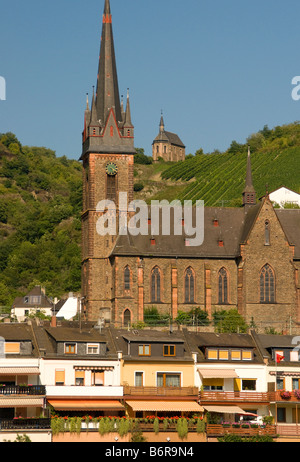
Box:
[124, 386, 198, 398]
[206, 423, 276, 437]
[0, 385, 46, 396]
[199, 391, 270, 404]
[46, 385, 123, 398]
[269, 390, 300, 403]
[0, 418, 51, 430]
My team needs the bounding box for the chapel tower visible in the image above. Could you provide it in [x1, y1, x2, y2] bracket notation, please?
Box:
[80, 0, 135, 322]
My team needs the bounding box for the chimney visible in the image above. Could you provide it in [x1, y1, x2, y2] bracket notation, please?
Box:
[51, 316, 57, 328]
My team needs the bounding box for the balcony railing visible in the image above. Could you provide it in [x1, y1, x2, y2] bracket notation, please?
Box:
[199, 391, 270, 403]
[0, 418, 51, 430]
[124, 386, 198, 397]
[269, 390, 300, 403]
[0, 385, 46, 396]
[206, 423, 276, 437]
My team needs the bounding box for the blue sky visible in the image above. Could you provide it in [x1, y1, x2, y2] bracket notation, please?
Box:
[1, 0, 300, 159]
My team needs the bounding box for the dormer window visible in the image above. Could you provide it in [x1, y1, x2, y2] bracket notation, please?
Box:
[163, 345, 176, 356]
[87, 344, 100, 355]
[65, 343, 76, 354]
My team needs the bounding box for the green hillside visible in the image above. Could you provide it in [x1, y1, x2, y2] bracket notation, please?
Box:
[158, 122, 300, 206]
[0, 133, 82, 307]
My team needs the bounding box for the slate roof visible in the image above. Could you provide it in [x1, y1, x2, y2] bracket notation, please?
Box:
[112, 200, 300, 260]
[12, 286, 53, 309]
[184, 330, 264, 364]
[154, 130, 185, 148]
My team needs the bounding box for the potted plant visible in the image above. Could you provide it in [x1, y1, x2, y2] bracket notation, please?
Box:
[280, 390, 292, 400]
[294, 390, 300, 400]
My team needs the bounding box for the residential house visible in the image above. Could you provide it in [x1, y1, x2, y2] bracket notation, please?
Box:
[11, 286, 54, 322]
[185, 330, 270, 423]
[33, 320, 124, 417]
[257, 333, 300, 430]
[111, 328, 203, 418]
[0, 323, 50, 442]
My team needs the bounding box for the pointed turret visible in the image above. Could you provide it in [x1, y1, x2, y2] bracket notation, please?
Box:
[242, 146, 256, 208]
[123, 89, 134, 137]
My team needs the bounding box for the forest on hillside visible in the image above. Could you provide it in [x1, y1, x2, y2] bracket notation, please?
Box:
[0, 133, 82, 307]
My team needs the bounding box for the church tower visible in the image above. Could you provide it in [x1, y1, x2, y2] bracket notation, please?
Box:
[80, 0, 135, 322]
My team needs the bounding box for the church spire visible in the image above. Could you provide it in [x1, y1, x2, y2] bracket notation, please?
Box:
[81, 0, 135, 158]
[96, 0, 122, 125]
[242, 146, 256, 208]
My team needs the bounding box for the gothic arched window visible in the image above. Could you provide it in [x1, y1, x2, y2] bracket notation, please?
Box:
[260, 264, 275, 303]
[123, 309, 131, 327]
[185, 267, 195, 303]
[218, 268, 228, 304]
[124, 266, 131, 291]
[151, 267, 161, 303]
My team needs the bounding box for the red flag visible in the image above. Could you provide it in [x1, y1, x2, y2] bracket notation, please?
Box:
[276, 353, 284, 363]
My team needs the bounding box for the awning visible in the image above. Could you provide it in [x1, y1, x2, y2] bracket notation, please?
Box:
[0, 367, 40, 375]
[74, 366, 114, 371]
[198, 369, 238, 378]
[203, 405, 248, 415]
[0, 398, 44, 407]
[47, 399, 124, 411]
[126, 401, 204, 413]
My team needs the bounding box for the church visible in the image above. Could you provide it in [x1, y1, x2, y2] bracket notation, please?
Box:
[80, 0, 300, 332]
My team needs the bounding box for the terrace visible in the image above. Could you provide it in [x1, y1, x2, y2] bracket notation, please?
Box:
[123, 386, 199, 398]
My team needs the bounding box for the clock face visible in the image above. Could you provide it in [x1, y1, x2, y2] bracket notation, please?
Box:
[105, 162, 118, 176]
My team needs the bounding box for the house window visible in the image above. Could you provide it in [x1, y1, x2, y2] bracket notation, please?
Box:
[260, 264, 275, 303]
[231, 350, 241, 361]
[87, 344, 99, 355]
[151, 267, 161, 303]
[218, 268, 228, 304]
[94, 372, 104, 386]
[163, 345, 176, 356]
[124, 266, 131, 290]
[138, 345, 151, 356]
[219, 350, 229, 360]
[135, 372, 144, 387]
[276, 377, 285, 390]
[65, 343, 76, 354]
[207, 349, 218, 360]
[157, 373, 180, 387]
[290, 351, 299, 362]
[4, 343, 20, 354]
[203, 379, 223, 391]
[185, 267, 195, 303]
[242, 350, 252, 361]
[55, 369, 65, 386]
[75, 370, 85, 386]
[293, 378, 300, 390]
[242, 379, 256, 391]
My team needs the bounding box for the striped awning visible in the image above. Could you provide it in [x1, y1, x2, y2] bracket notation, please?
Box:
[0, 367, 40, 375]
[73, 366, 114, 371]
[203, 405, 248, 414]
[0, 397, 44, 407]
[47, 399, 124, 411]
[198, 369, 238, 378]
[126, 401, 204, 413]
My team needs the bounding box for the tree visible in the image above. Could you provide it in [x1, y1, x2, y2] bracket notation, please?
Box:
[213, 309, 248, 333]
